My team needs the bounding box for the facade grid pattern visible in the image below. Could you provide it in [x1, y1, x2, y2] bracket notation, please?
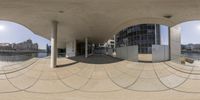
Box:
[116, 24, 161, 54]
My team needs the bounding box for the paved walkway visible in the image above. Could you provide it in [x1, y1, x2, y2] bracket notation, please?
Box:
[0, 55, 200, 100]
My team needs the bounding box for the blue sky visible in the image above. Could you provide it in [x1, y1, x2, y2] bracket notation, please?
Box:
[160, 21, 200, 45]
[0, 21, 50, 49]
[160, 25, 169, 45]
[0, 20, 200, 49]
[180, 21, 200, 44]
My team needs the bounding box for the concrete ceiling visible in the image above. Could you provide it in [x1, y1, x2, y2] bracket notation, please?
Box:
[0, 0, 200, 47]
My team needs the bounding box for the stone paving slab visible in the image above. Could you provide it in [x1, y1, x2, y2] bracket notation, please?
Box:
[0, 55, 200, 99]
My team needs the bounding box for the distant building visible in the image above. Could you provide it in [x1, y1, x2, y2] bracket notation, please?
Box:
[0, 43, 13, 50]
[182, 44, 200, 52]
[46, 44, 51, 54]
[0, 39, 38, 52]
[104, 39, 115, 49]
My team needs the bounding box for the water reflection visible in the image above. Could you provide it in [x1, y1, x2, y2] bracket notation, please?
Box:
[0, 52, 48, 61]
[182, 52, 200, 60]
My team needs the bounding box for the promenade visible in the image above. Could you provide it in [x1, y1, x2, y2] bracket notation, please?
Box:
[0, 55, 200, 99]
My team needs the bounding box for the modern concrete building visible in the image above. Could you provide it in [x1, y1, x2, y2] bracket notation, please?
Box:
[0, 0, 190, 67]
[116, 24, 161, 54]
[12, 39, 38, 51]
[105, 39, 115, 49]
[0, 39, 38, 52]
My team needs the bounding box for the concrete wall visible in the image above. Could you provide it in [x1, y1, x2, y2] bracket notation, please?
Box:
[66, 40, 76, 57]
[116, 45, 138, 61]
[152, 45, 169, 62]
[170, 25, 181, 60]
[127, 46, 138, 61]
[138, 54, 152, 62]
[107, 48, 113, 56]
[94, 49, 106, 54]
[116, 47, 126, 59]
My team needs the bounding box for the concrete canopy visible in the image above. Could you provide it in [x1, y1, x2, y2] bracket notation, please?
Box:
[0, 0, 200, 47]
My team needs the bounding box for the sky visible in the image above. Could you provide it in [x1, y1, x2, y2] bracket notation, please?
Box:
[0, 21, 50, 49]
[160, 25, 169, 45]
[0, 20, 200, 49]
[180, 21, 200, 45]
[160, 21, 200, 45]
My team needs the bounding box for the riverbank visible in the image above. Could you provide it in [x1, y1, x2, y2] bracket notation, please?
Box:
[0, 52, 48, 61]
[182, 52, 200, 60]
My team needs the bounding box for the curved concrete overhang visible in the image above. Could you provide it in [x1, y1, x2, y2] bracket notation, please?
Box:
[0, 0, 200, 46]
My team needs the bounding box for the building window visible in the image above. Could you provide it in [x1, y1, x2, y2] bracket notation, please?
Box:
[116, 24, 161, 54]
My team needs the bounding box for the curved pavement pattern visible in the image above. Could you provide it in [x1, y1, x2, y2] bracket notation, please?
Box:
[1, 55, 200, 99]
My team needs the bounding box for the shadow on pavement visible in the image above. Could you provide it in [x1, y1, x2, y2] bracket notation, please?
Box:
[68, 54, 123, 64]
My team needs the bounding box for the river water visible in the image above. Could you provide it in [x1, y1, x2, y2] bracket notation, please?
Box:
[0, 52, 48, 61]
[0, 52, 200, 61]
[182, 52, 200, 60]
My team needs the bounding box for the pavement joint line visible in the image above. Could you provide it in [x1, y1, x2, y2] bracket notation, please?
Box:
[0, 59, 39, 80]
[55, 64, 93, 80]
[164, 62, 200, 75]
[108, 63, 144, 88]
[171, 59, 200, 68]
[104, 63, 170, 92]
[160, 62, 200, 80]
[54, 63, 97, 92]
[103, 64, 136, 91]
[160, 63, 190, 76]
[0, 58, 39, 75]
[154, 62, 200, 93]
[2, 58, 42, 92]
[1, 58, 37, 71]
[2, 56, 200, 94]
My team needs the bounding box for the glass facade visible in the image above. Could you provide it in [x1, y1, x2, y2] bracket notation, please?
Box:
[116, 24, 161, 54]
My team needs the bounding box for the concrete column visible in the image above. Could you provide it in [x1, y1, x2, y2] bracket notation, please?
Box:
[85, 37, 88, 58]
[169, 25, 181, 60]
[51, 20, 58, 68]
[65, 41, 69, 58]
[155, 24, 157, 45]
[168, 27, 171, 60]
[74, 40, 76, 56]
